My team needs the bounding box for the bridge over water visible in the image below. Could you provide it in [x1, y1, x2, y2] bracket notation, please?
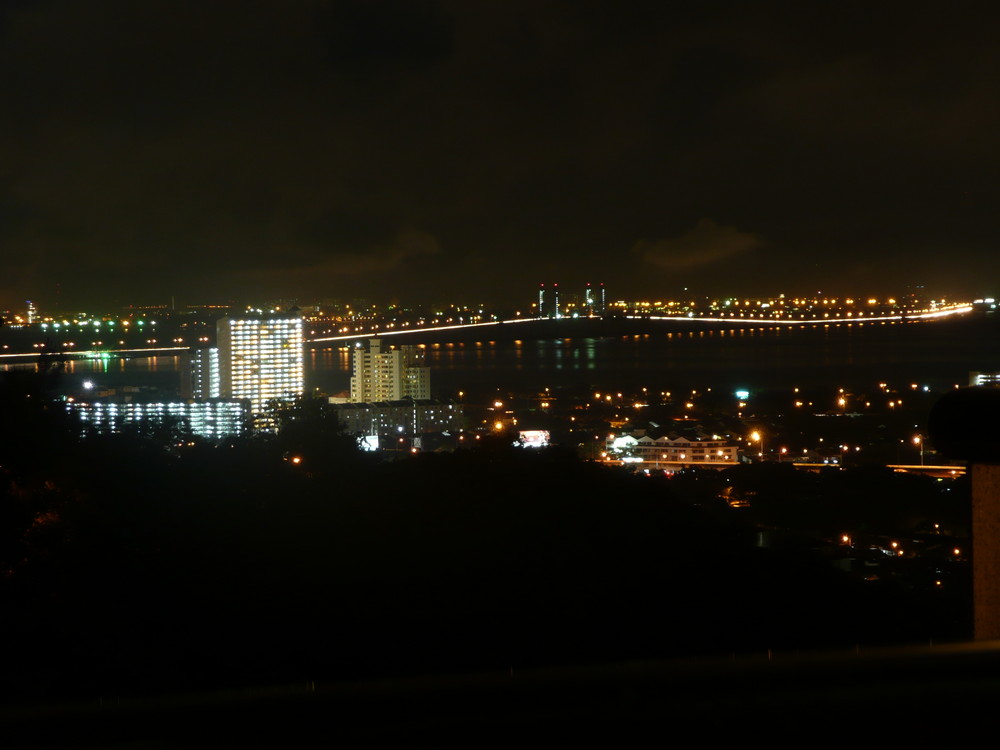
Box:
[0, 304, 976, 363]
[310, 305, 974, 346]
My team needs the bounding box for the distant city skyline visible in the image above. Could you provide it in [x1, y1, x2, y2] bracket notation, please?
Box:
[0, 286, 988, 324]
[3, 2, 999, 309]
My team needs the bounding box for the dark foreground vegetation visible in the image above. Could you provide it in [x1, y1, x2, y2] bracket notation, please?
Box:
[0, 370, 971, 708]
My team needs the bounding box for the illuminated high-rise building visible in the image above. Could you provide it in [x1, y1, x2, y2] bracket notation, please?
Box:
[216, 312, 304, 417]
[180, 346, 220, 399]
[350, 338, 430, 403]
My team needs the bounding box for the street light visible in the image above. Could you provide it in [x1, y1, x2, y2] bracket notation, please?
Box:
[913, 435, 924, 465]
[750, 430, 764, 460]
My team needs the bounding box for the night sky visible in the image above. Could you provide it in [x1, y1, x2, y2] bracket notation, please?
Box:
[2, 1, 998, 310]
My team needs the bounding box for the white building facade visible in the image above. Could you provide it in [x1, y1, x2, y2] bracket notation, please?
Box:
[217, 313, 304, 416]
[350, 338, 430, 403]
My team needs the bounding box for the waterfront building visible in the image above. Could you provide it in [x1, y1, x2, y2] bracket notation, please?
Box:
[70, 398, 249, 439]
[180, 346, 220, 398]
[216, 312, 304, 416]
[350, 338, 430, 403]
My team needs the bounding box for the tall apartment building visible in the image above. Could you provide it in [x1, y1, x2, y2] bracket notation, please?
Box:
[180, 346, 220, 399]
[350, 338, 430, 403]
[216, 312, 304, 416]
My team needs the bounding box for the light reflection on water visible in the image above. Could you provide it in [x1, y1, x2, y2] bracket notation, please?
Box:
[3, 319, 999, 400]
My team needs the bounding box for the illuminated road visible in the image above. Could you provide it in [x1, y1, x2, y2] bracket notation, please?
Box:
[310, 316, 543, 344]
[634, 304, 974, 325]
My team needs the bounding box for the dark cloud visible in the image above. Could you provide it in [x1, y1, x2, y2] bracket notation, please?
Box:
[235, 227, 441, 287]
[0, 1, 998, 309]
[319, 0, 455, 72]
[634, 219, 763, 271]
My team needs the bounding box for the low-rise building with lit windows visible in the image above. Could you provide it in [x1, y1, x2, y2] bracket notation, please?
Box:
[329, 398, 463, 437]
[605, 428, 739, 468]
[69, 398, 249, 439]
